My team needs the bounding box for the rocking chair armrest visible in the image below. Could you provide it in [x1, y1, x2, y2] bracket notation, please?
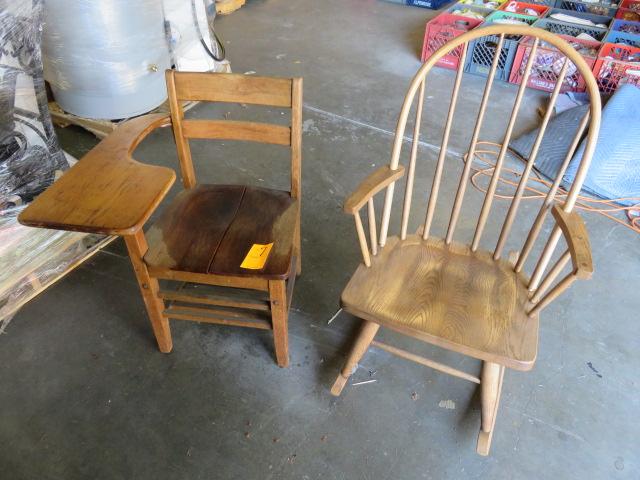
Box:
[343, 165, 405, 214]
[19, 113, 175, 236]
[551, 205, 593, 280]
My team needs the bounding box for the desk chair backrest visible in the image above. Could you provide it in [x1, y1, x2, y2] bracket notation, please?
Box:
[165, 71, 303, 200]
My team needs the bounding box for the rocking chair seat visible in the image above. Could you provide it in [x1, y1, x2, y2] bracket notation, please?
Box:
[340, 235, 538, 371]
[144, 184, 298, 279]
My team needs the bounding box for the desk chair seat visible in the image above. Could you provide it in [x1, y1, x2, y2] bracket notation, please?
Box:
[145, 184, 298, 279]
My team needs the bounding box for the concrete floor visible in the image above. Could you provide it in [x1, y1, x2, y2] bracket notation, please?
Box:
[2, 0, 639, 478]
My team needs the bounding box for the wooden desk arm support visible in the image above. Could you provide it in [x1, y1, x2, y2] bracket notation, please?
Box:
[343, 165, 405, 215]
[19, 113, 176, 236]
[551, 205, 593, 280]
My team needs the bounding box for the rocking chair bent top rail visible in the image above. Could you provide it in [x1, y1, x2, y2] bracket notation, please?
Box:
[331, 24, 599, 456]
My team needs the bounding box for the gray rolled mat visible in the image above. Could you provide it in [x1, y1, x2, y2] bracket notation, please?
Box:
[509, 103, 589, 182]
[565, 84, 640, 206]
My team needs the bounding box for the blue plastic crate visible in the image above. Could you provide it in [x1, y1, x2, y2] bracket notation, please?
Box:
[382, 0, 455, 9]
[553, 0, 617, 17]
[605, 29, 640, 47]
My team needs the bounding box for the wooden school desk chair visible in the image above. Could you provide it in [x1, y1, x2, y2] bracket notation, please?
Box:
[330, 25, 600, 455]
[20, 72, 303, 367]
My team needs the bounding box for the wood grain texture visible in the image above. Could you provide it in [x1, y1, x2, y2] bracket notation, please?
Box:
[341, 235, 537, 371]
[145, 185, 244, 273]
[371, 340, 480, 383]
[343, 165, 405, 214]
[291, 78, 303, 200]
[269, 280, 290, 367]
[166, 70, 196, 187]
[124, 231, 172, 353]
[158, 290, 270, 311]
[19, 114, 175, 235]
[330, 320, 380, 396]
[163, 304, 272, 329]
[551, 205, 593, 279]
[477, 361, 505, 455]
[181, 120, 291, 145]
[144, 184, 297, 280]
[173, 72, 293, 107]
[148, 268, 269, 291]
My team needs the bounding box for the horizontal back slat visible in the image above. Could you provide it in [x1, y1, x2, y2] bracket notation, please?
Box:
[181, 120, 292, 146]
[173, 72, 293, 107]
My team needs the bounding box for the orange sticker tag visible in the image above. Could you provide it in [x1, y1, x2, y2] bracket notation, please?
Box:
[240, 243, 274, 270]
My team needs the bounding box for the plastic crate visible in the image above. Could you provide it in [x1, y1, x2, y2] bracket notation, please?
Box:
[619, 0, 640, 11]
[545, 8, 613, 28]
[447, 3, 494, 19]
[500, 1, 550, 17]
[593, 42, 640, 92]
[604, 19, 640, 46]
[616, 8, 640, 20]
[533, 18, 608, 40]
[422, 14, 483, 69]
[553, 0, 617, 17]
[464, 14, 538, 80]
[456, 0, 507, 10]
[509, 36, 601, 91]
[486, 9, 543, 21]
[617, 0, 640, 20]
[611, 18, 640, 33]
[523, 0, 555, 5]
[382, 0, 455, 9]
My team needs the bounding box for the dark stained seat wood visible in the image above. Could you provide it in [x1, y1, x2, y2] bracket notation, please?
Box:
[341, 235, 538, 371]
[144, 184, 297, 279]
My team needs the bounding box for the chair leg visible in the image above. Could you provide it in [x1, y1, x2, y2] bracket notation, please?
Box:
[331, 320, 380, 396]
[477, 361, 505, 456]
[269, 280, 289, 367]
[124, 232, 172, 353]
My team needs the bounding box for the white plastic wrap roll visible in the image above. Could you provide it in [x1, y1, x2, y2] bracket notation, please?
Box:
[42, 0, 171, 120]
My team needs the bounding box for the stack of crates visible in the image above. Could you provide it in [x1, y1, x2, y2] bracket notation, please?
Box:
[421, 1, 498, 67]
[592, 6, 640, 92]
[464, 3, 549, 81]
[421, 14, 484, 68]
[509, 7, 608, 92]
[421, 0, 640, 95]
[592, 43, 640, 92]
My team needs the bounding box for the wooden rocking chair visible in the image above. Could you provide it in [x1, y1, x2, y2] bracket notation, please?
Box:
[20, 72, 303, 367]
[330, 25, 600, 455]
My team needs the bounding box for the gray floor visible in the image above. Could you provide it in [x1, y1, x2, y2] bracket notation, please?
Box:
[2, 1, 639, 478]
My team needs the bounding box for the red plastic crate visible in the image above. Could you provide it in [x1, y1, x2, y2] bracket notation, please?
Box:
[421, 14, 483, 69]
[616, 0, 640, 20]
[620, 0, 640, 10]
[499, 1, 549, 17]
[509, 36, 601, 92]
[593, 43, 640, 93]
